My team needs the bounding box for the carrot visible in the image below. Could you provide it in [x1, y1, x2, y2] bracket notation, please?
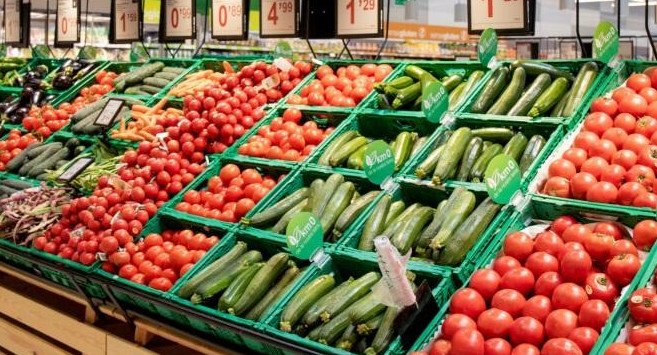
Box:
[119, 117, 126, 132]
[165, 108, 183, 115]
[138, 131, 157, 141]
[147, 98, 168, 115]
[112, 132, 144, 141]
[132, 105, 149, 113]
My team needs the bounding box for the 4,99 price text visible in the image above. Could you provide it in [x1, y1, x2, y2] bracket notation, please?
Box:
[267, 1, 293, 25]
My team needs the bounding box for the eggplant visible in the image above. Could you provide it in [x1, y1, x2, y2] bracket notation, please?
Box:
[73, 64, 95, 80]
[42, 94, 57, 105]
[20, 86, 33, 105]
[3, 102, 19, 117]
[35, 65, 49, 76]
[52, 74, 73, 90]
[14, 107, 29, 121]
[14, 76, 23, 88]
[31, 89, 43, 106]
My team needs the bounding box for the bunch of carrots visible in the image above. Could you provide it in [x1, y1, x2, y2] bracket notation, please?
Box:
[110, 98, 182, 142]
[168, 62, 234, 97]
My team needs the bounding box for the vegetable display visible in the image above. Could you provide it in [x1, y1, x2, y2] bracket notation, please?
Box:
[112, 62, 186, 96]
[0, 178, 34, 199]
[49, 59, 99, 90]
[607, 277, 657, 352]
[0, 130, 39, 171]
[46, 141, 124, 191]
[3, 137, 89, 180]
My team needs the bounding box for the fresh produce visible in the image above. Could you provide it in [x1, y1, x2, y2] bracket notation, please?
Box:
[112, 62, 185, 96]
[245, 173, 380, 240]
[0, 57, 27, 84]
[49, 59, 99, 90]
[175, 164, 282, 223]
[0, 130, 39, 171]
[238, 108, 336, 162]
[0, 179, 34, 199]
[469, 60, 598, 117]
[0, 90, 58, 125]
[46, 141, 125, 191]
[4, 137, 89, 180]
[606, 279, 657, 352]
[318, 131, 427, 172]
[287, 64, 393, 107]
[416, 215, 647, 355]
[73, 96, 146, 136]
[374, 65, 485, 111]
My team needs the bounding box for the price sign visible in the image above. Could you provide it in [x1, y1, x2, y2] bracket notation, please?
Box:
[55, 0, 81, 47]
[260, 0, 299, 38]
[336, 0, 383, 38]
[468, 0, 534, 35]
[160, 0, 196, 42]
[111, 0, 142, 44]
[57, 157, 94, 183]
[4, 0, 21, 45]
[94, 99, 125, 127]
[212, 0, 249, 40]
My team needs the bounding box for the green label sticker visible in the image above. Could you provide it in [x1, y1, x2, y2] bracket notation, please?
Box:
[286, 212, 323, 260]
[363, 140, 395, 185]
[593, 21, 619, 64]
[78, 46, 98, 60]
[422, 81, 449, 123]
[478, 28, 498, 67]
[130, 42, 149, 62]
[32, 45, 50, 58]
[274, 41, 293, 60]
[484, 154, 522, 204]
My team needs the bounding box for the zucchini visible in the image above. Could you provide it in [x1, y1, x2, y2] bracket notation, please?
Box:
[329, 136, 368, 167]
[404, 65, 435, 81]
[391, 206, 434, 254]
[356, 312, 385, 336]
[245, 265, 300, 321]
[143, 77, 170, 88]
[384, 201, 405, 229]
[528, 77, 569, 117]
[432, 127, 472, 184]
[5, 143, 41, 172]
[359, 194, 392, 251]
[367, 306, 401, 355]
[304, 179, 324, 213]
[377, 94, 393, 110]
[510, 60, 575, 81]
[319, 131, 359, 165]
[429, 189, 477, 252]
[218, 263, 263, 312]
[190, 250, 263, 303]
[139, 85, 162, 95]
[392, 82, 422, 109]
[471, 67, 510, 114]
[28, 147, 70, 177]
[503, 133, 529, 162]
[271, 198, 309, 234]
[320, 272, 380, 323]
[280, 275, 336, 332]
[154, 71, 179, 80]
[448, 82, 467, 110]
[411, 136, 428, 157]
[415, 145, 444, 180]
[307, 323, 325, 341]
[382, 203, 421, 237]
[374, 76, 413, 93]
[507, 73, 552, 116]
[562, 62, 598, 117]
[456, 137, 484, 181]
[177, 242, 247, 298]
[333, 191, 379, 238]
[246, 187, 309, 227]
[336, 325, 358, 351]
[454, 70, 485, 108]
[311, 174, 344, 217]
[471, 127, 515, 142]
[18, 144, 61, 176]
[437, 198, 501, 265]
[346, 145, 367, 169]
[470, 144, 503, 183]
[487, 67, 526, 115]
[415, 197, 453, 255]
[320, 182, 356, 236]
[229, 253, 290, 315]
[302, 277, 355, 327]
[350, 292, 386, 325]
[550, 89, 571, 117]
[519, 135, 547, 173]
[441, 74, 463, 92]
[392, 132, 415, 171]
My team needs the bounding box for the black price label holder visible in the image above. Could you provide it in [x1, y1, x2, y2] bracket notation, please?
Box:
[57, 157, 94, 183]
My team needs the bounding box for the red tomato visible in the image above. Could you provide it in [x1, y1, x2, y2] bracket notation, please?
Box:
[469, 269, 501, 302]
[591, 97, 619, 117]
[586, 181, 618, 204]
[562, 224, 592, 245]
[500, 267, 535, 296]
[477, 308, 514, 339]
[549, 159, 577, 179]
[619, 182, 648, 205]
[630, 288, 657, 324]
[540, 338, 583, 355]
[560, 250, 592, 284]
[633, 342, 657, 355]
[615, 113, 637, 133]
[534, 231, 565, 257]
[568, 327, 598, 354]
[535, 271, 564, 298]
[493, 256, 522, 276]
[511, 344, 540, 355]
[629, 73, 653, 92]
[450, 288, 487, 320]
[603, 343, 634, 355]
[584, 112, 614, 136]
[629, 324, 657, 346]
[484, 338, 512, 355]
[614, 87, 638, 104]
[633, 220, 657, 251]
[570, 172, 598, 200]
[600, 164, 626, 188]
[552, 282, 589, 313]
[634, 192, 657, 208]
[636, 117, 657, 138]
[220, 164, 241, 184]
[611, 239, 639, 257]
[543, 177, 571, 198]
[626, 165, 656, 190]
[451, 329, 485, 355]
[613, 150, 639, 170]
[522, 295, 553, 323]
[504, 232, 534, 263]
[584, 233, 615, 261]
[562, 148, 588, 169]
[603, 128, 629, 149]
[551, 216, 578, 237]
[492, 289, 526, 318]
[606, 253, 641, 287]
[583, 272, 618, 305]
[509, 317, 544, 346]
[430, 340, 451, 355]
[624, 134, 651, 155]
[581, 157, 609, 180]
[441, 313, 477, 340]
[525, 252, 559, 278]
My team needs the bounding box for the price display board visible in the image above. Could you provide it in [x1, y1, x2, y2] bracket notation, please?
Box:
[110, 0, 143, 44]
[468, 0, 535, 35]
[212, 0, 249, 40]
[4, 0, 21, 45]
[160, 0, 196, 42]
[336, 0, 383, 38]
[55, 0, 81, 47]
[260, 0, 299, 38]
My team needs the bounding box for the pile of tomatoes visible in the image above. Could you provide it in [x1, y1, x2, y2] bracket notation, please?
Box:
[237, 108, 334, 162]
[175, 164, 281, 223]
[287, 64, 393, 107]
[107, 230, 220, 291]
[414, 216, 653, 355]
[543, 70, 657, 208]
[605, 285, 657, 354]
[21, 105, 70, 138]
[0, 130, 39, 171]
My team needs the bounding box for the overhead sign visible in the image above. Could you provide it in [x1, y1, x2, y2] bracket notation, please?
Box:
[212, 0, 249, 40]
[4, 0, 21, 45]
[336, 0, 383, 38]
[468, 0, 534, 36]
[259, 0, 299, 38]
[110, 0, 143, 44]
[160, 0, 196, 42]
[55, 0, 81, 47]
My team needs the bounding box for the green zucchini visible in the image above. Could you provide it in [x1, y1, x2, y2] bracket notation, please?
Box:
[218, 263, 263, 312]
[346, 145, 367, 169]
[503, 133, 529, 162]
[5, 143, 41, 172]
[320, 182, 356, 236]
[404, 65, 435, 81]
[487, 67, 526, 115]
[392, 82, 422, 109]
[190, 250, 263, 303]
[329, 136, 368, 167]
[471, 127, 515, 142]
[280, 275, 336, 332]
[448, 82, 467, 110]
[319, 291, 384, 345]
[304, 179, 324, 213]
[528, 77, 570, 117]
[519, 135, 547, 173]
[356, 312, 385, 336]
[271, 198, 309, 234]
[470, 144, 503, 183]
[550, 89, 571, 117]
[382, 203, 421, 237]
[336, 325, 358, 351]
[302, 277, 355, 327]
[415, 145, 444, 180]
[334, 191, 379, 238]
[411, 136, 428, 157]
[471, 67, 510, 114]
[307, 323, 325, 341]
[454, 70, 485, 108]
[510, 60, 575, 81]
[429, 190, 477, 253]
[391, 206, 434, 254]
[319, 131, 358, 165]
[415, 193, 457, 256]
[393, 132, 415, 171]
[384, 201, 405, 229]
[245, 265, 300, 321]
[562, 62, 598, 117]
[456, 137, 484, 181]
[432, 127, 472, 184]
[177, 242, 247, 298]
[311, 174, 344, 217]
[441, 74, 463, 91]
[143, 77, 170, 88]
[507, 73, 552, 116]
[247, 187, 309, 226]
[366, 306, 401, 355]
[359, 194, 392, 251]
[350, 293, 387, 325]
[320, 272, 380, 323]
[374, 76, 414, 93]
[377, 94, 393, 110]
[229, 253, 290, 316]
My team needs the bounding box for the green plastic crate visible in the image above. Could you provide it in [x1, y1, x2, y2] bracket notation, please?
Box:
[338, 176, 511, 284]
[260, 249, 454, 355]
[146, 58, 201, 99]
[456, 59, 611, 128]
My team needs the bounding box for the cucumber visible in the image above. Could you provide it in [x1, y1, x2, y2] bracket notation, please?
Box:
[312, 174, 344, 217]
[392, 82, 422, 109]
[456, 137, 484, 181]
[550, 89, 571, 117]
[503, 133, 529, 162]
[366, 306, 401, 355]
[510, 60, 575, 81]
[333, 191, 379, 238]
[71, 98, 109, 122]
[374, 76, 413, 93]
[562, 62, 598, 117]
[245, 265, 300, 321]
[247, 187, 309, 226]
[356, 312, 385, 336]
[454, 70, 485, 108]
[487, 67, 526, 115]
[415, 145, 444, 180]
[177, 242, 247, 298]
[229, 253, 290, 316]
[519, 135, 547, 173]
[0, 179, 33, 190]
[218, 263, 263, 312]
[302, 277, 355, 327]
[320, 182, 356, 236]
[391, 206, 434, 254]
[162, 66, 186, 74]
[154, 71, 179, 80]
[359, 194, 392, 251]
[470, 144, 503, 183]
[471, 67, 510, 114]
[528, 77, 570, 117]
[140, 85, 162, 95]
[448, 82, 467, 110]
[384, 201, 405, 229]
[28, 147, 70, 177]
[393, 132, 415, 171]
[329, 136, 368, 167]
[27, 142, 60, 159]
[280, 275, 336, 332]
[432, 127, 472, 184]
[319, 272, 380, 323]
[437, 198, 501, 265]
[441, 74, 463, 91]
[404, 65, 434, 81]
[304, 179, 324, 213]
[382, 203, 421, 237]
[336, 325, 358, 351]
[346, 145, 367, 169]
[143, 77, 170, 88]
[319, 131, 358, 166]
[271, 198, 309, 234]
[429, 190, 477, 252]
[5, 143, 41, 172]
[471, 127, 515, 142]
[115, 62, 165, 89]
[507, 73, 552, 116]
[18, 144, 61, 176]
[190, 250, 263, 303]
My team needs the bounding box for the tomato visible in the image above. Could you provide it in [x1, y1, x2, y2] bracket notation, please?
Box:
[493, 256, 522, 276]
[620, 94, 648, 117]
[581, 157, 609, 180]
[624, 134, 651, 155]
[586, 181, 618, 204]
[633, 342, 657, 355]
[534, 231, 565, 257]
[552, 282, 589, 313]
[484, 338, 511, 355]
[450, 288, 487, 320]
[634, 192, 657, 208]
[615, 113, 637, 133]
[629, 325, 657, 346]
[524, 251, 559, 278]
[511, 344, 540, 355]
[619, 182, 648, 205]
[543, 177, 571, 198]
[630, 288, 657, 324]
[626, 165, 655, 190]
[570, 172, 598, 200]
[544, 308, 580, 339]
[522, 295, 552, 323]
[607, 253, 641, 287]
[500, 267, 535, 296]
[430, 340, 451, 355]
[509, 317, 544, 346]
[477, 308, 514, 339]
[549, 159, 577, 179]
[636, 117, 657, 138]
[451, 329, 485, 355]
[584, 232, 615, 261]
[551, 216, 578, 237]
[219, 164, 241, 184]
[574, 131, 600, 151]
[584, 112, 614, 136]
[562, 148, 588, 169]
[563, 224, 592, 245]
[584, 272, 619, 305]
[149, 277, 173, 291]
[535, 271, 564, 298]
[441, 313, 476, 340]
[590, 138, 619, 162]
[540, 338, 583, 355]
[492, 289, 526, 318]
[628, 73, 653, 92]
[469, 269, 501, 302]
[601, 164, 627, 187]
[611, 239, 639, 257]
[633, 220, 657, 251]
[603, 343, 634, 355]
[504, 232, 534, 263]
[568, 327, 599, 354]
[591, 97, 619, 117]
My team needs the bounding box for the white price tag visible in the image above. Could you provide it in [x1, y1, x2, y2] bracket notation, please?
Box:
[336, 0, 381, 38]
[260, 0, 298, 38]
[94, 99, 125, 127]
[113, 0, 141, 43]
[163, 0, 195, 40]
[468, 0, 526, 32]
[56, 0, 80, 45]
[212, 0, 247, 39]
[4, 0, 21, 44]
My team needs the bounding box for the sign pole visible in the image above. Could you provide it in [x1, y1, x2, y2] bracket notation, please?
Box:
[193, 0, 210, 56]
[341, 38, 353, 59]
[646, 0, 657, 59]
[575, 0, 586, 57]
[374, 0, 390, 60]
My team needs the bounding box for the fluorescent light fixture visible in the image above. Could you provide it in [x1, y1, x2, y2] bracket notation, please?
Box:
[628, 1, 656, 5]
[576, 0, 614, 2]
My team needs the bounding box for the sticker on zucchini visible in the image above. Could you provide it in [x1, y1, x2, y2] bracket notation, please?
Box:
[422, 82, 449, 123]
[286, 212, 323, 260]
[484, 154, 521, 204]
[363, 140, 395, 185]
[478, 28, 498, 68]
[593, 21, 618, 65]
